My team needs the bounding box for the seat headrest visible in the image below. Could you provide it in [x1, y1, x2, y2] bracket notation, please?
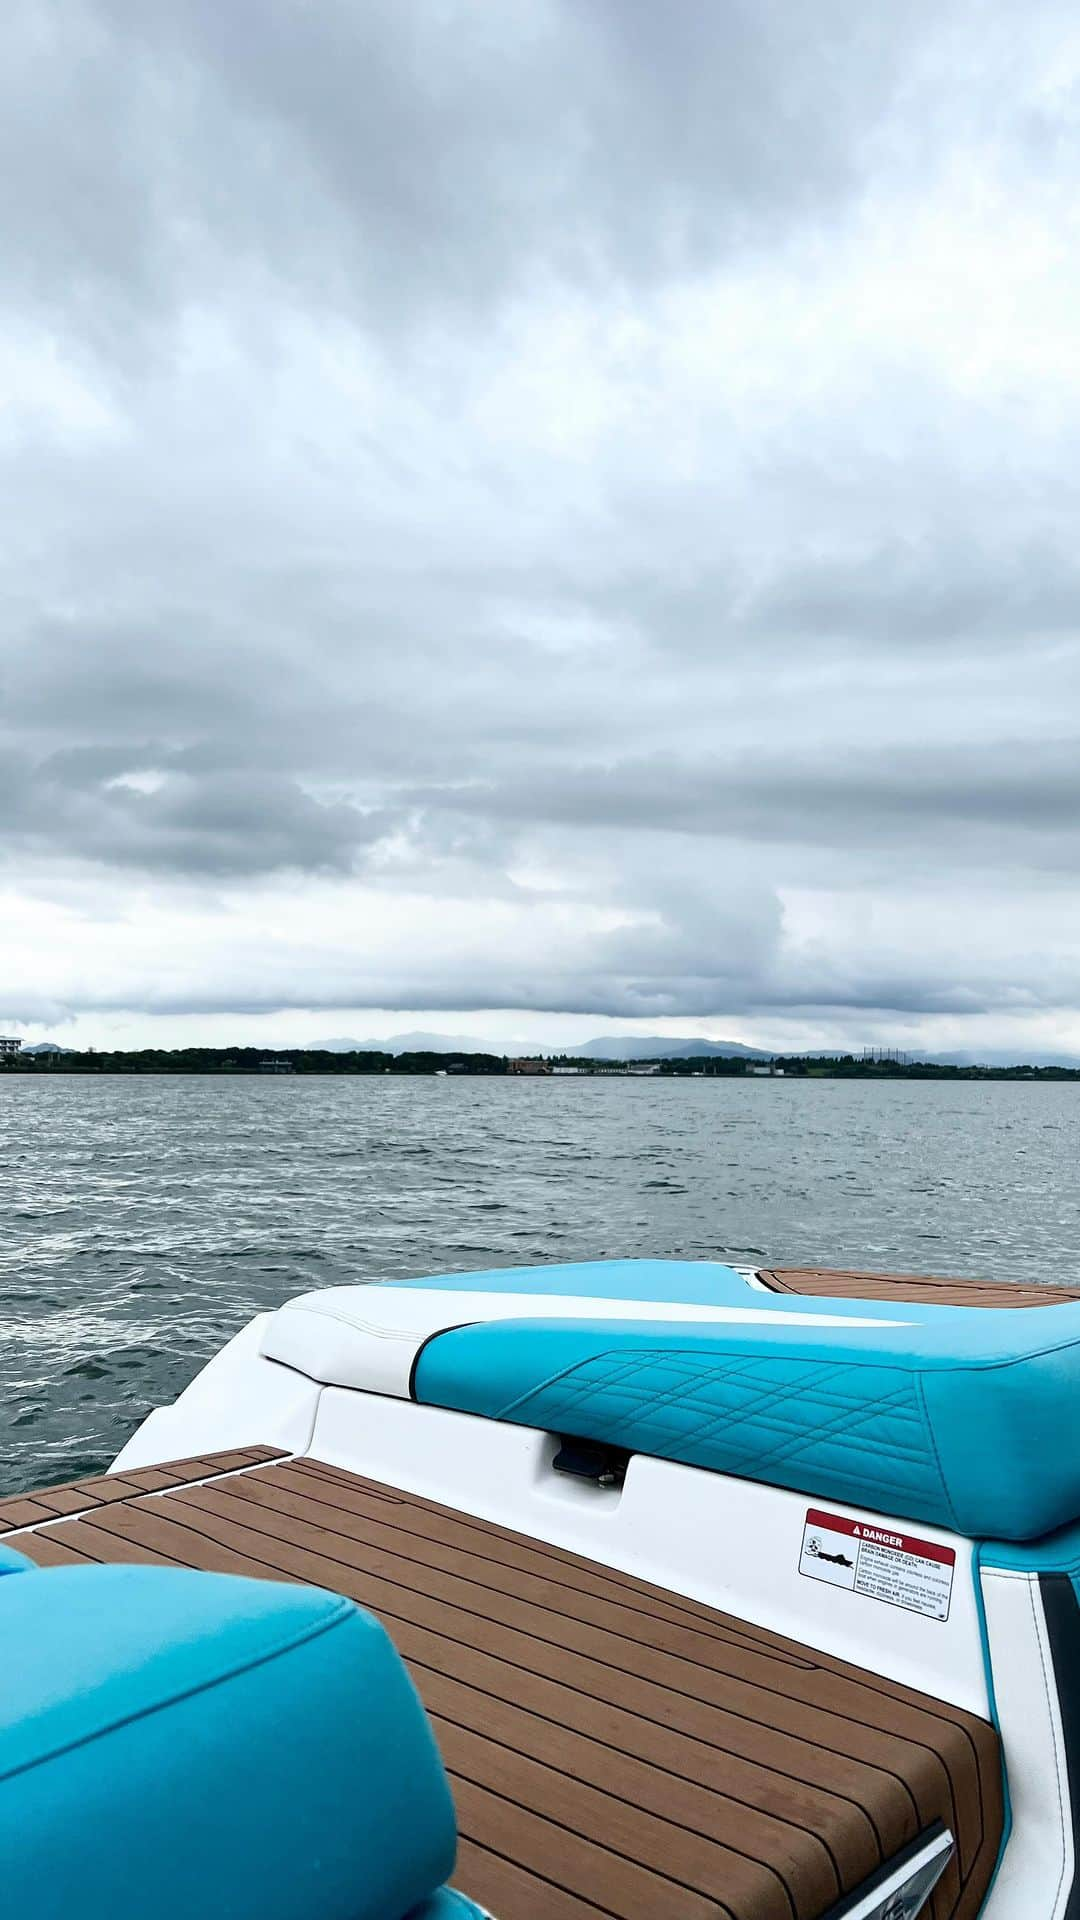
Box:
[0, 1564, 456, 1920]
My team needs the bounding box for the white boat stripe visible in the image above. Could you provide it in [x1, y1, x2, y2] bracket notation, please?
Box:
[260, 1285, 908, 1397]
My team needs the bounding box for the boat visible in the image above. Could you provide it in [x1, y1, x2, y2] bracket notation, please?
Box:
[4, 1256, 1080, 1919]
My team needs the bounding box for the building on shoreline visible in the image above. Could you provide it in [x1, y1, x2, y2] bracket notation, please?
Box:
[0, 1036, 22, 1059]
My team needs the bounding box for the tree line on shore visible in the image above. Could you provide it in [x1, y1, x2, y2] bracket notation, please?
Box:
[4, 1047, 1080, 1079]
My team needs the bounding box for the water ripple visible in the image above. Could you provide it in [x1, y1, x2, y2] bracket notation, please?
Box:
[1, 1075, 1079, 1491]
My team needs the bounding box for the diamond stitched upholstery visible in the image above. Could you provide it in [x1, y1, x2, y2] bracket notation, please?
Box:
[413, 1303, 1080, 1538]
[498, 1349, 953, 1525]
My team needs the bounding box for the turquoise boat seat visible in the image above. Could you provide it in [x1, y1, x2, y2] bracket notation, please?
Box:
[0, 1563, 466, 1920]
[413, 1294, 1080, 1541]
[408, 1894, 488, 1919]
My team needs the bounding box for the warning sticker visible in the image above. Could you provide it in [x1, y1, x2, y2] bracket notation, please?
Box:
[799, 1508, 955, 1621]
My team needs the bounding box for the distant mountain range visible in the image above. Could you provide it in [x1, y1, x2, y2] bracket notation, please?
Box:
[315, 1031, 773, 1059]
[320, 1031, 490, 1055]
[569, 1035, 774, 1060]
[319, 1032, 1080, 1067]
[552, 1038, 1080, 1066]
[913, 1048, 1080, 1069]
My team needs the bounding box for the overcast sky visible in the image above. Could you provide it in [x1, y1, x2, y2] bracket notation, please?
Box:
[4, 0, 1080, 1055]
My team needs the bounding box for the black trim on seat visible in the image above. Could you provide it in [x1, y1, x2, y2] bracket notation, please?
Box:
[406, 1322, 473, 1401]
[1041, 1572, 1080, 1919]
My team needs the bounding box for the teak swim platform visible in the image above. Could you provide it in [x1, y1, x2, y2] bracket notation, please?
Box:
[6, 1259, 1080, 1920]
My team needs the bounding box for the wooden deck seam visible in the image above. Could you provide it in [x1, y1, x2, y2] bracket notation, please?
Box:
[271, 1459, 771, 1608]
[0, 1443, 278, 1520]
[158, 1482, 852, 1690]
[161, 1480, 901, 1860]
[52, 1472, 816, 1909]
[403, 1626, 888, 1871]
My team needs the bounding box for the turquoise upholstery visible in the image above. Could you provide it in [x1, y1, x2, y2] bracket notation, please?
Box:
[413, 1301, 1080, 1540]
[980, 1515, 1080, 1578]
[408, 1892, 488, 1919]
[0, 1564, 457, 1919]
[0, 1544, 32, 1576]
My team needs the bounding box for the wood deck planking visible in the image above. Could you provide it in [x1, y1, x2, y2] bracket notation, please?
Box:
[216, 1475, 979, 1885]
[280, 1456, 860, 1660]
[453, 1837, 618, 1920]
[0, 1445, 284, 1533]
[279, 1457, 828, 1669]
[12, 1528, 94, 1566]
[87, 1482, 850, 1902]
[147, 1474, 991, 1912]
[762, 1267, 1080, 1308]
[237, 1459, 805, 1657]
[9, 1479, 978, 1920]
[220, 1465, 818, 1673]
[31, 1513, 192, 1568]
[420, 1670, 800, 1916]
[8, 1452, 1001, 1920]
[201, 1473, 918, 1864]
[451, 1773, 731, 1920]
[131, 1479, 943, 1855]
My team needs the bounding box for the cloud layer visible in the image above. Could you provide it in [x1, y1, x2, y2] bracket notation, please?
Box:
[4, 1, 1080, 1047]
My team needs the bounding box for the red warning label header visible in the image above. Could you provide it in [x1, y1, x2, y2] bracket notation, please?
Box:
[804, 1509, 956, 1568]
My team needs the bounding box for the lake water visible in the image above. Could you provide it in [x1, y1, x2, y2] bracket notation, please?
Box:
[2, 1073, 1079, 1494]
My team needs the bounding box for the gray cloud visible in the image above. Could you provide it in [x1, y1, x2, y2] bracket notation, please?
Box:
[3, 1, 1080, 1041]
[3, 1, 939, 344]
[406, 741, 1080, 875]
[0, 750, 387, 876]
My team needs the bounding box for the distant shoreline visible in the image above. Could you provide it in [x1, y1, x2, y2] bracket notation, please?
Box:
[4, 1048, 1079, 1081]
